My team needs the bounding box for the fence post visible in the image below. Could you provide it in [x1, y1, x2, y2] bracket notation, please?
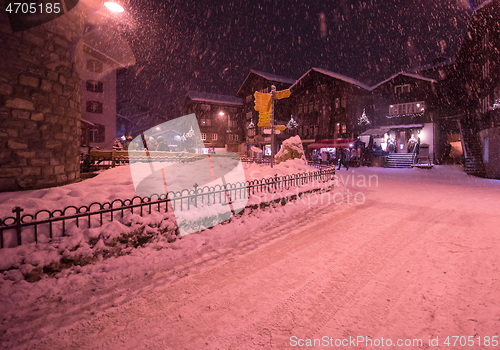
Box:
[193, 183, 198, 207]
[13, 206, 23, 246]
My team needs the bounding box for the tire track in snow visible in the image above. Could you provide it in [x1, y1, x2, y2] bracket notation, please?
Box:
[223, 199, 444, 349]
[14, 191, 345, 349]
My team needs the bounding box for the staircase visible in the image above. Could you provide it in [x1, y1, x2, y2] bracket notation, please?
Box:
[458, 120, 485, 177]
[384, 153, 414, 168]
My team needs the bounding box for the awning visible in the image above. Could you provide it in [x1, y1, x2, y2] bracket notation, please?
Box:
[360, 124, 423, 137]
[360, 127, 392, 137]
[81, 118, 95, 126]
[251, 146, 263, 153]
[307, 138, 355, 149]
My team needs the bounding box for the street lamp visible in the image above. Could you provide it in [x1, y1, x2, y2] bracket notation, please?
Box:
[104, 1, 125, 13]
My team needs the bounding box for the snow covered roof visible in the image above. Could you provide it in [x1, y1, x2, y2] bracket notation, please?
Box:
[291, 67, 371, 91]
[186, 91, 243, 106]
[369, 72, 437, 91]
[406, 58, 455, 75]
[249, 69, 296, 85]
[236, 70, 296, 96]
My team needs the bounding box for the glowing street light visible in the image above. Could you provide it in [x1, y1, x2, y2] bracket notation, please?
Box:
[104, 1, 125, 13]
[219, 111, 225, 116]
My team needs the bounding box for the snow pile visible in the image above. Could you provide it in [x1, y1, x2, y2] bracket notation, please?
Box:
[0, 161, 336, 276]
[274, 135, 307, 165]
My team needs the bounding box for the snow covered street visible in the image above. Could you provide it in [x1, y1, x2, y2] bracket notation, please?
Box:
[2, 165, 500, 349]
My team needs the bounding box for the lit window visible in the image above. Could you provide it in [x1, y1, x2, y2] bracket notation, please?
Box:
[201, 133, 207, 140]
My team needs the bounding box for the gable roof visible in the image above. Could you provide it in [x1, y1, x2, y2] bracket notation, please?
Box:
[186, 91, 243, 106]
[291, 67, 371, 91]
[369, 71, 437, 91]
[236, 69, 296, 96]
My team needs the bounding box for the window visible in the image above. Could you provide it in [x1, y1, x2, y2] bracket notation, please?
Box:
[394, 84, 410, 94]
[229, 134, 239, 142]
[341, 97, 346, 108]
[335, 98, 340, 109]
[89, 124, 105, 142]
[86, 101, 103, 113]
[246, 111, 253, 119]
[248, 129, 255, 137]
[211, 133, 218, 141]
[483, 60, 490, 79]
[480, 95, 490, 114]
[298, 104, 303, 114]
[87, 59, 103, 73]
[201, 104, 211, 111]
[229, 120, 238, 128]
[246, 95, 253, 103]
[308, 102, 313, 113]
[86, 80, 103, 93]
[341, 123, 347, 134]
[200, 118, 211, 126]
[201, 133, 207, 140]
[314, 100, 320, 111]
[388, 101, 425, 116]
[482, 30, 489, 49]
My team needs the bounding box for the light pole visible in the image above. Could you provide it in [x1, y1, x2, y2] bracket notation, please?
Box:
[270, 85, 276, 168]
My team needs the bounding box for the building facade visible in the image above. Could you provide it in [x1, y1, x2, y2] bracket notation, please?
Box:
[450, 0, 500, 178]
[80, 44, 122, 150]
[182, 91, 243, 153]
[290, 68, 371, 145]
[363, 72, 439, 161]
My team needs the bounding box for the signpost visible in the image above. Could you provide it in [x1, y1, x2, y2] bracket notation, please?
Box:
[254, 86, 291, 168]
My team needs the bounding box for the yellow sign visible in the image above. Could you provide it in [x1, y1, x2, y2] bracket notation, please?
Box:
[254, 91, 273, 127]
[274, 89, 291, 100]
[254, 91, 272, 112]
[275, 125, 286, 131]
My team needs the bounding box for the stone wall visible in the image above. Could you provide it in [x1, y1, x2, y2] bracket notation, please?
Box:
[0, 2, 86, 191]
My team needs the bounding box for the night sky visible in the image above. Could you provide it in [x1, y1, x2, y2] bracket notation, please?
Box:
[113, 0, 483, 119]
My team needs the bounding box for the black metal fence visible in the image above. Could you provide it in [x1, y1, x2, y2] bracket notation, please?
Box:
[81, 152, 330, 173]
[0, 168, 335, 249]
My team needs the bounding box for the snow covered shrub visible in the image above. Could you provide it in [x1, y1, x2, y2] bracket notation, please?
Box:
[274, 135, 307, 165]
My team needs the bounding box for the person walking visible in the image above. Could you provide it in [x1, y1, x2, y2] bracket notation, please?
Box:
[337, 148, 349, 170]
